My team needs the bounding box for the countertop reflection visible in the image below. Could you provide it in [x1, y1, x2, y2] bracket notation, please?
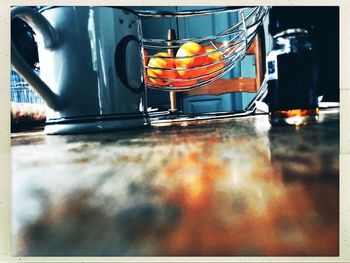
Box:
[11, 109, 339, 256]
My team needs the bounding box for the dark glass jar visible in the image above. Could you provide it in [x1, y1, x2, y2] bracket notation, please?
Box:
[266, 28, 319, 126]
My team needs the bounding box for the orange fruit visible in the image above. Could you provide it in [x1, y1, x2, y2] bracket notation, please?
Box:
[203, 48, 225, 80]
[175, 41, 208, 79]
[172, 79, 198, 87]
[146, 52, 178, 86]
[172, 71, 198, 87]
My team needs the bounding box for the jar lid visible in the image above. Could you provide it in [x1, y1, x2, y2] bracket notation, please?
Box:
[268, 7, 313, 37]
[273, 28, 309, 38]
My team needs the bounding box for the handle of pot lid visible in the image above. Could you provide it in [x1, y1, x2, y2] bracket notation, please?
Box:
[11, 6, 63, 110]
[115, 35, 144, 94]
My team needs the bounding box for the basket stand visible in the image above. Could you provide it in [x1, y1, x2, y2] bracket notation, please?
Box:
[167, 29, 178, 113]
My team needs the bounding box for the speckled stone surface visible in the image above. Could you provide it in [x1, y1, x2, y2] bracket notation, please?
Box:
[11, 109, 339, 256]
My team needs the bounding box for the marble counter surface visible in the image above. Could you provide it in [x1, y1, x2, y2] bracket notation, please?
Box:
[11, 109, 339, 256]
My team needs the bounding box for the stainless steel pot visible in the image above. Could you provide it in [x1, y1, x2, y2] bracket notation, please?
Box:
[11, 6, 148, 134]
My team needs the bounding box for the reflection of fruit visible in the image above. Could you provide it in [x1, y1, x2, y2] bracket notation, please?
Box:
[203, 48, 225, 80]
[175, 41, 208, 79]
[143, 50, 151, 84]
[146, 52, 178, 86]
[143, 49, 150, 66]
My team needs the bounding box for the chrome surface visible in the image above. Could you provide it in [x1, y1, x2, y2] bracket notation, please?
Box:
[133, 6, 248, 18]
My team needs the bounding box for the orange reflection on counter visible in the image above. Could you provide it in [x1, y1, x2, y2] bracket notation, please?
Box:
[278, 108, 320, 118]
[270, 108, 319, 126]
[155, 139, 338, 256]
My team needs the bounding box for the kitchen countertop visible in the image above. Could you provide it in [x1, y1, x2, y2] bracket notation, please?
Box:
[11, 109, 339, 256]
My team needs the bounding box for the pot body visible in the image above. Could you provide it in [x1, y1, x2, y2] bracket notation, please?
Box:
[12, 6, 147, 134]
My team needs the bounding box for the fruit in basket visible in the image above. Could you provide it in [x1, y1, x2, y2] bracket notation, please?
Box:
[146, 52, 178, 86]
[172, 77, 198, 87]
[203, 48, 226, 80]
[175, 41, 208, 79]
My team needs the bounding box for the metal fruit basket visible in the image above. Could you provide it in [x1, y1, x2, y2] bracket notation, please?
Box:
[135, 6, 270, 92]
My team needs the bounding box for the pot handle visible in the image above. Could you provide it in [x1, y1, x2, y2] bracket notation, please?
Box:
[11, 7, 62, 110]
[115, 35, 144, 94]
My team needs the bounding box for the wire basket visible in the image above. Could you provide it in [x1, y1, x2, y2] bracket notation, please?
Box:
[135, 6, 270, 92]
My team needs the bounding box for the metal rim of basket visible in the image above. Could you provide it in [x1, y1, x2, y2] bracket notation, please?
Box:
[138, 6, 270, 92]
